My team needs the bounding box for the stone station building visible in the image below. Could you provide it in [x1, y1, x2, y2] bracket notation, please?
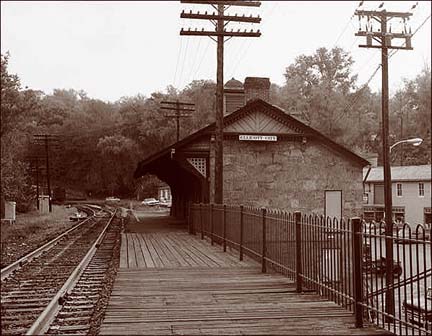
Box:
[134, 77, 370, 219]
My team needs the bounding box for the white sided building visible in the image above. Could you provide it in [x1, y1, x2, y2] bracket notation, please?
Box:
[363, 165, 431, 226]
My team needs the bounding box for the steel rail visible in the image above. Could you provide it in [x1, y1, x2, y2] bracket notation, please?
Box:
[26, 209, 118, 335]
[0, 208, 96, 281]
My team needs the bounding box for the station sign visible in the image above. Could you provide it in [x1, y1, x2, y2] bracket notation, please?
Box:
[239, 135, 277, 142]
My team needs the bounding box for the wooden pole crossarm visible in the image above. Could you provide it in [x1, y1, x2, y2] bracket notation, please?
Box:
[354, 9, 412, 18]
[181, 0, 261, 7]
[161, 101, 195, 106]
[181, 12, 261, 23]
[180, 29, 261, 37]
[165, 114, 193, 118]
[160, 107, 195, 112]
[358, 44, 413, 50]
[355, 31, 412, 39]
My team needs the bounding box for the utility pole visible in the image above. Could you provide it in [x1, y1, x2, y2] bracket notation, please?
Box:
[354, 6, 413, 321]
[161, 100, 195, 141]
[180, 0, 261, 204]
[33, 134, 59, 212]
[27, 156, 43, 210]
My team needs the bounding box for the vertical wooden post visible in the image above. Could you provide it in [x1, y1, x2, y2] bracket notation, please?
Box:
[223, 204, 227, 252]
[210, 203, 214, 245]
[352, 217, 364, 328]
[295, 211, 302, 293]
[214, 4, 224, 204]
[200, 203, 204, 240]
[240, 205, 244, 261]
[262, 208, 267, 273]
[187, 201, 192, 234]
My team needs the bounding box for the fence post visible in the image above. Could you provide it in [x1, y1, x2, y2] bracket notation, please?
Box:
[240, 205, 244, 261]
[210, 203, 214, 245]
[187, 202, 192, 234]
[295, 211, 302, 293]
[200, 203, 204, 240]
[223, 204, 227, 252]
[352, 217, 364, 328]
[262, 208, 267, 273]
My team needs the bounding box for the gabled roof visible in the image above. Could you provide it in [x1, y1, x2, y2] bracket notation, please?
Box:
[364, 165, 432, 182]
[134, 99, 369, 178]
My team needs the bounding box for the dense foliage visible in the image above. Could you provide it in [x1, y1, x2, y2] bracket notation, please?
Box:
[1, 48, 430, 212]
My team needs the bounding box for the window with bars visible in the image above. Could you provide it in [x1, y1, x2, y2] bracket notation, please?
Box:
[396, 183, 403, 197]
[419, 183, 425, 197]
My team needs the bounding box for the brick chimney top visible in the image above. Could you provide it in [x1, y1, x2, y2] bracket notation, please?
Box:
[244, 77, 270, 103]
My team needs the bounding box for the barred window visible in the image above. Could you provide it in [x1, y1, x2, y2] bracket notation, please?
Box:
[419, 183, 425, 197]
[396, 183, 403, 197]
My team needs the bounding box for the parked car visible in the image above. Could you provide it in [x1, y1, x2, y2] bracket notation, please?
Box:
[142, 198, 159, 206]
[403, 288, 432, 329]
[106, 196, 120, 202]
[69, 212, 86, 221]
[159, 200, 172, 208]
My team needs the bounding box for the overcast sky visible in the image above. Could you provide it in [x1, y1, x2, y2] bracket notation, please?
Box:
[1, 1, 431, 102]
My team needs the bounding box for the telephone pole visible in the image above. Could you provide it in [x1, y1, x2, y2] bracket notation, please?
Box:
[161, 100, 195, 141]
[33, 134, 60, 212]
[27, 156, 43, 210]
[180, 0, 261, 204]
[354, 6, 413, 320]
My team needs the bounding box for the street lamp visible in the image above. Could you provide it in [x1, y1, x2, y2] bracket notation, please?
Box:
[390, 137, 423, 152]
[383, 136, 423, 320]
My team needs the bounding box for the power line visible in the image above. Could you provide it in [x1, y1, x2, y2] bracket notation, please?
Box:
[334, 11, 429, 123]
[180, 0, 262, 204]
[161, 100, 195, 141]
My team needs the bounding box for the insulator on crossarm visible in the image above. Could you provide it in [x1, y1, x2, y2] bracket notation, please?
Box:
[389, 24, 392, 33]
[409, 26, 412, 34]
[189, 10, 192, 13]
[257, 29, 260, 33]
[197, 11, 200, 14]
[195, 28, 197, 31]
[205, 11, 207, 14]
[237, 29, 240, 32]
[202, 28, 204, 31]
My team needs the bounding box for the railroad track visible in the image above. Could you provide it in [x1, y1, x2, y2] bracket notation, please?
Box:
[1, 206, 122, 336]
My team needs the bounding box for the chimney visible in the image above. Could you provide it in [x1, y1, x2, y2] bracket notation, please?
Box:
[223, 77, 244, 115]
[244, 77, 270, 103]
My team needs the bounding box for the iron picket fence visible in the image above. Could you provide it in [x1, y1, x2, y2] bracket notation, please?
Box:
[189, 203, 431, 335]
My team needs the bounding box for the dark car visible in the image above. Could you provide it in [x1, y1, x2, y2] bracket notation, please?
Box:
[403, 288, 432, 329]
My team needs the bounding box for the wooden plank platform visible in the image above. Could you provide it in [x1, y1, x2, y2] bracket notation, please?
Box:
[100, 215, 391, 335]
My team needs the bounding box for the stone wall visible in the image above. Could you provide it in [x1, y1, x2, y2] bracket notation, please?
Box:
[223, 138, 364, 218]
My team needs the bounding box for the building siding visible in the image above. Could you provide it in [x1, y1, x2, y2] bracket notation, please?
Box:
[223, 138, 363, 218]
[365, 180, 431, 225]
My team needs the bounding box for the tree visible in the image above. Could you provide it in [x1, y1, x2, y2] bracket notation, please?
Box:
[389, 65, 431, 165]
[281, 47, 358, 138]
[96, 135, 142, 196]
[1, 53, 35, 211]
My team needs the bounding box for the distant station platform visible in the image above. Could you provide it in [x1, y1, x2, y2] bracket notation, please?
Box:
[100, 212, 391, 335]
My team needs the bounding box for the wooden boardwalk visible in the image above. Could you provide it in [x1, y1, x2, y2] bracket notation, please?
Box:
[100, 214, 391, 335]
